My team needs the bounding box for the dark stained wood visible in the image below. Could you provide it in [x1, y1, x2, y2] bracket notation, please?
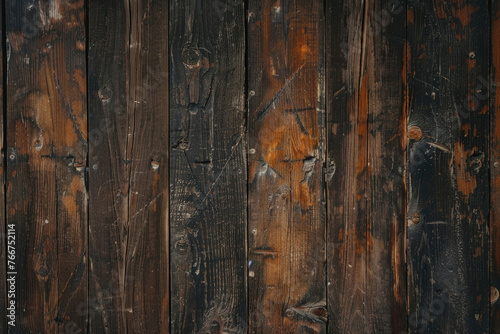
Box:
[247, 0, 326, 332]
[169, 0, 247, 332]
[326, 0, 407, 332]
[88, 0, 169, 332]
[491, 0, 500, 330]
[407, 0, 490, 332]
[5, 0, 87, 332]
[365, 0, 407, 332]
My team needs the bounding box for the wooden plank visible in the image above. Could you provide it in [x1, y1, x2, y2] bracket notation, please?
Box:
[247, 1, 326, 332]
[169, 0, 247, 332]
[5, 0, 87, 332]
[325, 0, 407, 332]
[365, 0, 407, 332]
[491, 0, 500, 330]
[406, 0, 490, 332]
[325, 1, 368, 331]
[88, 0, 169, 332]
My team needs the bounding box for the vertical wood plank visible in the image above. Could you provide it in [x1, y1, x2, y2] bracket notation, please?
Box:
[491, 0, 500, 329]
[407, 0, 490, 332]
[88, 0, 169, 332]
[169, 0, 247, 332]
[365, 0, 407, 332]
[247, 1, 326, 332]
[325, 0, 407, 332]
[325, 0, 367, 331]
[5, 0, 87, 332]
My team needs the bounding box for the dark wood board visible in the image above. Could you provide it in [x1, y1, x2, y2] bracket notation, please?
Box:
[169, 0, 247, 332]
[325, 0, 407, 332]
[247, 0, 326, 332]
[406, 0, 490, 332]
[88, 0, 169, 332]
[491, 0, 500, 330]
[5, 0, 88, 332]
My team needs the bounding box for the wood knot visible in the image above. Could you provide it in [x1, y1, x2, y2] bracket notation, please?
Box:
[34, 139, 43, 151]
[469, 152, 484, 175]
[174, 138, 189, 151]
[182, 45, 202, 69]
[188, 103, 200, 115]
[209, 320, 221, 334]
[407, 126, 422, 141]
[98, 86, 112, 102]
[326, 160, 336, 181]
[151, 160, 160, 171]
[174, 239, 189, 255]
[74, 161, 85, 172]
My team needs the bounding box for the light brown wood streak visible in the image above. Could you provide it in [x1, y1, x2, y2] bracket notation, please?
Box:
[248, 1, 326, 332]
[5, 0, 87, 332]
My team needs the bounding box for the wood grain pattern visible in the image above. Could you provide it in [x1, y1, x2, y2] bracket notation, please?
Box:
[169, 0, 247, 332]
[491, 0, 500, 330]
[5, 0, 87, 332]
[407, 0, 490, 332]
[88, 0, 169, 332]
[1, 2, 499, 333]
[325, 1, 368, 331]
[247, 1, 326, 332]
[326, 0, 407, 332]
[364, 0, 407, 332]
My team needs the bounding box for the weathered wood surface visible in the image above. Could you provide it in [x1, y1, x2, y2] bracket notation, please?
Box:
[169, 0, 247, 332]
[326, 0, 407, 332]
[5, 0, 87, 332]
[407, 0, 490, 332]
[247, 0, 326, 332]
[0, 1, 499, 333]
[491, 0, 500, 330]
[88, 0, 169, 332]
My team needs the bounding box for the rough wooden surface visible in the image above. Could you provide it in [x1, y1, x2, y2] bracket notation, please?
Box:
[326, 0, 406, 332]
[325, 0, 368, 330]
[5, 0, 87, 332]
[407, 0, 490, 332]
[491, 0, 500, 330]
[88, 0, 169, 332]
[169, 0, 247, 332]
[1, 1, 500, 333]
[247, 1, 326, 332]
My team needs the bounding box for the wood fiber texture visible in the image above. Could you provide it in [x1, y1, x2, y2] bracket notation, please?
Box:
[247, 1, 326, 333]
[169, 0, 247, 332]
[1, 1, 499, 333]
[88, 0, 169, 332]
[326, 0, 406, 332]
